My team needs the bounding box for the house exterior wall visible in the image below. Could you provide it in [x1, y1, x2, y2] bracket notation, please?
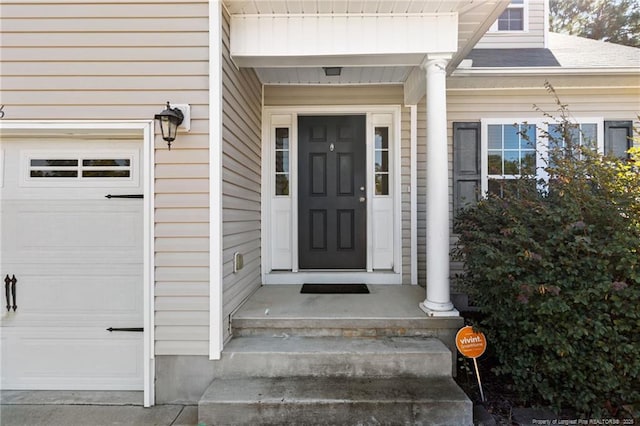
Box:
[263, 85, 413, 284]
[441, 77, 640, 288]
[0, 1, 210, 356]
[475, 0, 546, 49]
[221, 7, 263, 342]
[262, 79, 640, 288]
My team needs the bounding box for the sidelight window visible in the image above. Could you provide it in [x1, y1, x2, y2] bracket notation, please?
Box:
[374, 127, 390, 196]
[275, 127, 290, 196]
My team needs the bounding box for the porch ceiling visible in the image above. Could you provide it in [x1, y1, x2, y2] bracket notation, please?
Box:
[223, 0, 509, 96]
[223, 1, 500, 16]
[254, 66, 412, 85]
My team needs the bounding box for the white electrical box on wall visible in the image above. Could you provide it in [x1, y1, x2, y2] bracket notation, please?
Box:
[233, 252, 244, 273]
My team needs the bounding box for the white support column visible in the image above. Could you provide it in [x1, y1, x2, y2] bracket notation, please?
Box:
[419, 54, 459, 317]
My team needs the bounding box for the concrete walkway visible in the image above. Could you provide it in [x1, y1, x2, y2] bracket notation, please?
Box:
[0, 391, 198, 426]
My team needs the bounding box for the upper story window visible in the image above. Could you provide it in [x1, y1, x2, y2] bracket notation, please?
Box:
[490, 0, 527, 32]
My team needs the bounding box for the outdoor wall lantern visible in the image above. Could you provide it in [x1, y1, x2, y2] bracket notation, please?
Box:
[154, 101, 184, 150]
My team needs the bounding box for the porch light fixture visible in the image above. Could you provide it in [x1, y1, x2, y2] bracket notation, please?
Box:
[323, 67, 342, 77]
[154, 101, 184, 150]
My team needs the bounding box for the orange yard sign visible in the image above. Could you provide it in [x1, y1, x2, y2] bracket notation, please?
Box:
[456, 326, 487, 359]
[456, 326, 488, 402]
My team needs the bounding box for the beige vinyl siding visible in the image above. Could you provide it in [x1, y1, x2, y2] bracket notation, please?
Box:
[475, 0, 546, 49]
[434, 82, 640, 290]
[416, 101, 428, 287]
[0, 0, 211, 356]
[221, 7, 263, 342]
[264, 85, 413, 284]
[400, 107, 412, 284]
[264, 85, 404, 107]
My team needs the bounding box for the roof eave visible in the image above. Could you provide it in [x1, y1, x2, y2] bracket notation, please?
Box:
[451, 66, 640, 77]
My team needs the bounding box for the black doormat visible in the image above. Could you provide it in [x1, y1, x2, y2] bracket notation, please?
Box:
[300, 283, 369, 294]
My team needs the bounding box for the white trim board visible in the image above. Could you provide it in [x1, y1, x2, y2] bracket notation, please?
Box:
[231, 13, 458, 68]
[261, 105, 403, 284]
[209, 0, 224, 361]
[0, 120, 155, 407]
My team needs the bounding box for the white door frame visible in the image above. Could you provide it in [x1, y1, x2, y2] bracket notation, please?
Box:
[261, 106, 403, 285]
[0, 120, 155, 407]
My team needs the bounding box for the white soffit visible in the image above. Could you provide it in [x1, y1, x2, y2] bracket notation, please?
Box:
[255, 66, 411, 85]
[230, 13, 459, 68]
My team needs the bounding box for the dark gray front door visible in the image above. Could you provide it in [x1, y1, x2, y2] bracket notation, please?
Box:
[298, 115, 366, 269]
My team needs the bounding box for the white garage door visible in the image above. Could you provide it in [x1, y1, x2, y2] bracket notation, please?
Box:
[0, 139, 144, 390]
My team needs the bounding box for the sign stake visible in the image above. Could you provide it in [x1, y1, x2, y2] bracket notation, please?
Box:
[472, 357, 485, 403]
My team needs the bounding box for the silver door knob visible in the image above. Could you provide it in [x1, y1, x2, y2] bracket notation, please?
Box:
[359, 196, 366, 203]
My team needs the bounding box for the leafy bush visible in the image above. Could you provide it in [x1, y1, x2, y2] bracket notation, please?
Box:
[454, 93, 640, 416]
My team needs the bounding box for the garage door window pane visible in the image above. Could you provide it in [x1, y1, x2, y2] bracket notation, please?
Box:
[83, 159, 130, 167]
[31, 159, 78, 167]
[82, 170, 131, 178]
[31, 170, 78, 178]
[30, 159, 78, 178]
[82, 158, 131, 178]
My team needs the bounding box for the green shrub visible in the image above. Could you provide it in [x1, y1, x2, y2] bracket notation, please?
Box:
[454, 96, 640, 416]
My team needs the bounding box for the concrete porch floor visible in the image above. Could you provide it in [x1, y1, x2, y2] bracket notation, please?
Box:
[234, 284, 438, 321]
[232, 284, 464, 336]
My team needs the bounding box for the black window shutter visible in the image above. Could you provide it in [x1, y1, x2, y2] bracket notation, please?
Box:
[604, 121, 633, 159]
[453, 122, 481, 213]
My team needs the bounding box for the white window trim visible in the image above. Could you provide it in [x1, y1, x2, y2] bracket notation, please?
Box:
[0, 148, 4, 188]
[489, 0, 529, 33]
[481, 117, 604, 194]
[0, 120, 155, 407]
[261, 105, 403, 285]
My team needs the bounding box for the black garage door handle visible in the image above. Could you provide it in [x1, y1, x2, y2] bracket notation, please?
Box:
[106, 327, 143, 332]
[4, 274, 17, 312]
[105, 194, 143, 199]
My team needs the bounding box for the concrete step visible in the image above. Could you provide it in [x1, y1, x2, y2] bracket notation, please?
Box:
[232, 315, 463, 338]
[198, 376, 472, 426]
[230, 285, 464, 340]
[213, 336, 452, 379]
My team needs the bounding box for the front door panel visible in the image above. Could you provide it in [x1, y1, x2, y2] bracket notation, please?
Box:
[298, 115, 366, 269]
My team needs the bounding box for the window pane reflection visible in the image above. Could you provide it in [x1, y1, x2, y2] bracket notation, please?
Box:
[275, 127, 290, 196]
[374, 127, 390, 195]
